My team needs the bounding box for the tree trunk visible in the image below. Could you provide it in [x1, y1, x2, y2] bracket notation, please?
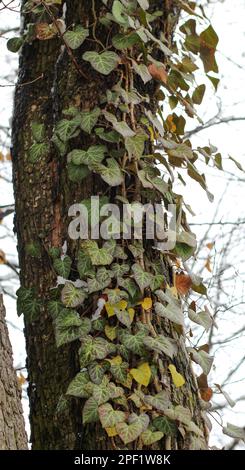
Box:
[0, 294, 27, 449]
[12, 0, 209, 450]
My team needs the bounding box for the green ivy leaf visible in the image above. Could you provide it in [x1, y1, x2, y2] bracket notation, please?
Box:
[82, 397, 99, 424]
[152, 416, 177, 436]
[154, 301, 184, 326]
[7, 36, 23, 53]
[141, 429, 163, 446]
[67, 162, 90, 182]
[83, 51, 120, 75]
[29, 142, 49, 163]
[188, 348, 214, 375]
[125, 134, 146, 160]
[77, 251, 95, 278]
[31, 122, 45, 142]
[82, 240, 115, 265]
[103, 111, 136, 137]
[66, 371, 91, 398]
[192, 84, 206, 105]
[87, 267, 112, 293]
[23, 298, 41, 322]
[144, 391, 171, 412]
[123, 331, 146, 355]
[88, 362, 107, 385]
[64, 25, 89, 49]
[47, 300, 62, 319]
[92, 158, 124, 187]
[53, 256, 72, 278]
[68, 145, 107, 166]
[112, 0, 128, 26]
[110, 361, 128, 383]
[55, 118, 80, 142]
[112, 32, 140, 50]
[80, 107, 100, 133]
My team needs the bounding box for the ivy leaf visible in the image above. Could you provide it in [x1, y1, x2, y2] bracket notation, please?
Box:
[31, 122, 45, 142]
[87, 267, 112, 294]
[116, 413, 149, 444]
[29, 142, 49, 163]
[153, 416, 177, 436]
[23, 298, 41, 322]
[77, 251, 94, 278]
[67, 162, 90, 182]
[105, 324, 117, 341]
[61, 282, 87, 308]
[93, 158, 124, 187]
[55, 324, 88, 348]
[137, 0, 149, 9]
[112, 0, 128, 26]
[188, 348, 214, 375]
[118, 277, 140, 300]
[192, 84, 206, 105]
[132, 60, 152, 84]
[7, 36, 23, 53]
[155, 301, 184, 326]
[53, 256, 72, 278]
[141, 429, 163, 446]
[144, 391, 171, 411]
[68, 145, 107, 166]
[93, 381, 111, 405]
[110, 361, 128, 383]
[188, 308, 212, 331]
[47, 300, 62, 319]
[88, 362, 107, 385]
[82, 397, 99, 424]
[83, 51, 120, 75]
[55, 308, 83, 329]
[143, 335, 177, 359]
[66, 371, 91, 398]
[123, 331, 146, 355]
[223, 423, 245, 441]
[130, 362, 151, 387]
[103, 111, 136, 137]
[64, 25, 89, 49]
[112, 32, 140, 50]
[200, 25, 219, 73]
[132, 263, 153, 290]
[80, 107, 100, 134]
[125, 134, 146, 160]
[99, 403, 126, 428]
[55, 118, 80, 142]
[82, 240, 114, 265]
[168, 364, 185, 388]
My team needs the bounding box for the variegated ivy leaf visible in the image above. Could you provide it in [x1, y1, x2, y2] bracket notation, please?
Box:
[63, 25, 89, 49]
[53, 255, 71, 278]
[118, 277, 140, 300]
[80, 107, 100, 134]
[143, 335, 177, 358]
[111, 263, 130, 278]
[110, 361, 128, 383]
[91, 158, 124, 187]
[66, 371, 92, 398]
[111, 0, 129, 26]
[188, 348, 214, 375]
[113, 244, 127, 260]
[164, 405, 203, 436]
[55, 118, 81, 142]
[81, 240, 115, 265]
[132, 60, 152, 84]
[92, 377, 111, 405]
[77, 251, 94, 278]
[83, 51, 120, 75]
[67, 162, 90, 182]
[55, 321, 91, 348]
[115, 307, 132, 328]
[47, 300, 62, 319]
[87, 267, 112, 294]
[68, 145, 107, 166]
[141, 429, 163, 446]
[137, 0, 149, 9]
[22, 298, 41, 323]
[105, 288, 128, 304]
[125, 134, 146, 160]
[103, 111, 135, 137]
[108, 382, 124, 399]
[132, 263, 153, 291]
[79, 336, 116, 367]
[61, 282, 87, 308]
[123, 331, 147, 355]
[55, 308, 83, 329]
[98, 403, 126, 428]
[88, 362, 107, 385]
[82, 397, 99, 425]
[116, 413, 149, 444]
[143, 391, 171, 412]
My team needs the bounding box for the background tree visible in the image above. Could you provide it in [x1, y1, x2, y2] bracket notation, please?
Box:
[0, 294, 27, 450]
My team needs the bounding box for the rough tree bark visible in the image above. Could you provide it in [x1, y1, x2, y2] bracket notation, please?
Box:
[0, 294, 27, 449]
[12, 0, 208, 450]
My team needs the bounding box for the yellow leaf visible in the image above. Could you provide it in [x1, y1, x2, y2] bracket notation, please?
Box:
[130, 362, 151, 387]
[17, 373, 26, 387]
[105, 303, 115, 317]
[106, 355, 122, 366]
[105, 426, 118, 437]
[117, 300, 128, 310]
[105, 324, 117, 341]
[141, 297, 152, 310]
[128, 307, 135, 322]
[169, 286, 178, 298]
[168, 364, 185, 388]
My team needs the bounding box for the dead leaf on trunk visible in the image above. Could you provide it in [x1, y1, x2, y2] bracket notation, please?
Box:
[175, 273, 192, 295]
[148, 63, 168, 84]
